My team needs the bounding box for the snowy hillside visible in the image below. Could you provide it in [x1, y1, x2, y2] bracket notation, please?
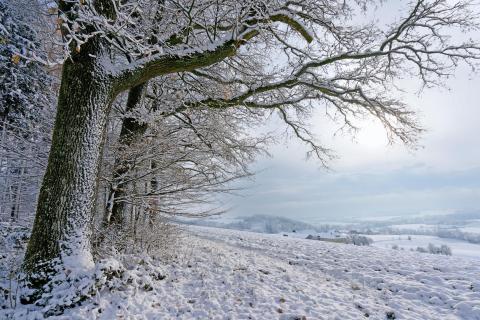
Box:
[4, 225, 479, 319]
[181, 214, 321, 234]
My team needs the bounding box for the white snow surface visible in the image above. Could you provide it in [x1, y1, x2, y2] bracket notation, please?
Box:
[61, 226, 480, 320]
[368, 234, 480, 260]
[5, 225, 480, 319]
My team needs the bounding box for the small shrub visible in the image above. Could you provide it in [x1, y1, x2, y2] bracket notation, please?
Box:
[93, 215, 181, 259]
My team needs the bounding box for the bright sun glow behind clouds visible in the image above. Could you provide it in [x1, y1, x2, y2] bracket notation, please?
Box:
[222, 64, 480, 223]
[218, 2, 480, 223]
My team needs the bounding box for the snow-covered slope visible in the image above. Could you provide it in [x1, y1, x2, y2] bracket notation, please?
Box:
[182, 214, 321, 234]
[4, 225, 480, 319]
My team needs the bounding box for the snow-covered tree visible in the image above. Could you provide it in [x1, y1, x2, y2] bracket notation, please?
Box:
[20, 0, 480, 292]
[96, 82, 267, 253]
[0, 0, 55, 221]
[0, 0, 51, 132]
[100, 74, 270, 228]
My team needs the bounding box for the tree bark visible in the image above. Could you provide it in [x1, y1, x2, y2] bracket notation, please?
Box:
[105, 83, 148, 225]
[23, 51, 116, 275]
[22, 0, 255, 284]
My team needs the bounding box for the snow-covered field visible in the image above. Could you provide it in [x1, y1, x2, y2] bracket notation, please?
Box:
[387, 224, 438, 232]
[382, 221, 480, 238]
[460, 220, 480, 234]
[3, 225, 480, 319]
[368, 234, 480, 260]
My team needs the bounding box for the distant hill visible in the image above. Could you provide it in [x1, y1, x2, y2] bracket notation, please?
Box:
[179, 214, 324, 234]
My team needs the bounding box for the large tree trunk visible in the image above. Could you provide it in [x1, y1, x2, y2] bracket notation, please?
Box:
[105, 83, 148, 225]
[23, 52, 115, 276]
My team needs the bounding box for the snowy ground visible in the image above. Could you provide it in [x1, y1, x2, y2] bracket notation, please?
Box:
[459, 220, 480, 234]
[3, 225, 480, 319]
[387, 224, 438, 232]
[368, 234, 480, 260]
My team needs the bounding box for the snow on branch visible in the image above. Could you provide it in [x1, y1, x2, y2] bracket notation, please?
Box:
[17, 0, 480, 161]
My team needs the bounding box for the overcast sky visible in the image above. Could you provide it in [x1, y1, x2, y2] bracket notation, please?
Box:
[220, 2, 480, 225]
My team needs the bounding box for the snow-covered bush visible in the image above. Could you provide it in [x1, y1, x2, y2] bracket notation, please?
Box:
[440, 244, 452, 256]
[416, 244, 452, 256]
[416, 246, 428, 253]
[0, 221, 30, 310]
[93, 215, 181, 258]
[428, 243, 452, 256]
[347, 235, 373, 246]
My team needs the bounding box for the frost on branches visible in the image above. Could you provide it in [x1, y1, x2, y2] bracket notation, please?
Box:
[13, 0, 480, 307]
[0, 0, 55, 221]
[0, 0, 51, 131]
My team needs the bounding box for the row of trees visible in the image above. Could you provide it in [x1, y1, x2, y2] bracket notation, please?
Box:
[2, 0, 480, 302]
[1, 0, 268, 252]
